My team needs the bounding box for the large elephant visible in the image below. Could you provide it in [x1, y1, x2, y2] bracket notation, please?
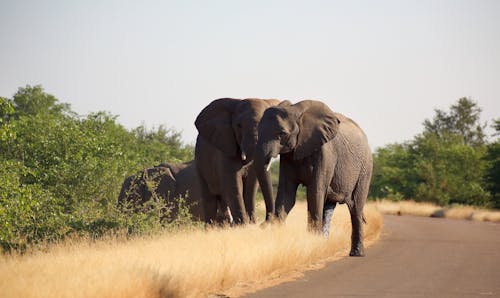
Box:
[254, 100, 372, 256]
[194, 98, 279, 224]
[118, 161, 232, 223]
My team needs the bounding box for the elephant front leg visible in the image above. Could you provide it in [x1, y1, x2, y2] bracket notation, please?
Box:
[306, 184, 328, 234]
[202, 195, 219, 225]
[275, 159, 299, 222]
[215, 198, 233, 225]
[200, 185, 219, 225]
[222, 172, 249, 225]
[275, 183, 298, 222]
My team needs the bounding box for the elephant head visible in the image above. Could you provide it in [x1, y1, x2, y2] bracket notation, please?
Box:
[195, 98, 280, 221]
[254, 100, 340, 216]
[195, 98, 279, 162]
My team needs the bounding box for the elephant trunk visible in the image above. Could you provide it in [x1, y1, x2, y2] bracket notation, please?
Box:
[254, 142, 276, 222]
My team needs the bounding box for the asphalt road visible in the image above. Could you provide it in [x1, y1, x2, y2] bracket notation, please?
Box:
[246, 215, 500, 297]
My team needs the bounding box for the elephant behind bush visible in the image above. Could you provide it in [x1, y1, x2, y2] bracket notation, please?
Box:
[117, 161, 231, 223]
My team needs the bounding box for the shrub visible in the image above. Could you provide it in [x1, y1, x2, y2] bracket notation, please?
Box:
[0, 85, 194, 252]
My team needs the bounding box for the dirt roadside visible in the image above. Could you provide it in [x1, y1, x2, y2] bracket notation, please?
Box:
[245, 215, 500, 297]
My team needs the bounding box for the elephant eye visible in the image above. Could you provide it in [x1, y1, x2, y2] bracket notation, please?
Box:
[279, 131, 288, 138]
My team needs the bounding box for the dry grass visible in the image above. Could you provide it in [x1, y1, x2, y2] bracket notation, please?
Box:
[372, 199, 500, 223]
[372, 200, 441, 217]
[0, 202, 382, 298]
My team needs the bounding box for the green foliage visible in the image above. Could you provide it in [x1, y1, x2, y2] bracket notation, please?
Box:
[411, 132, 490, 206]
[492, 119, 500, 137]
[370, 143, 416, 200]
[0, 85, 194, 252]
[132, 124, 194, 165]
[423, 97, 486, 146]
[371, 98, 495, 208]
[0, 160, 68, 252]
[12, 85, 71, 117]
[0, 97, 16, 141]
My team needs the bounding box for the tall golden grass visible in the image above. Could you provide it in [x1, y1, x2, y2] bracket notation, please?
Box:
[372, 199, 500, 222]
[0, 202, 382, 298]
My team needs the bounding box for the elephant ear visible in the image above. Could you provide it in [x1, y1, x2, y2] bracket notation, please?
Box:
[195, 98, 241, 156]
[293, 101, 340, 160]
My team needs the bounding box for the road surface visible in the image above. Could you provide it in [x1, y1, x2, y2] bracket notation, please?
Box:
[246, 215, 500, 297]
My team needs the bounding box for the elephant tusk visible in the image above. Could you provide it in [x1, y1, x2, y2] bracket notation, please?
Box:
[266, 162, 272, 172]
[241, 152, 246, 161]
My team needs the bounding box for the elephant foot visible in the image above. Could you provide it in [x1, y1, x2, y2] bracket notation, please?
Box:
[349, 245, 365, 257]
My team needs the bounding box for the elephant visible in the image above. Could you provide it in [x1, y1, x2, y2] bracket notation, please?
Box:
[118, 165, 175, 209]
[254, 100, 372, 257]
[117, 161, 232, 223]
[194, 98, 280, 225]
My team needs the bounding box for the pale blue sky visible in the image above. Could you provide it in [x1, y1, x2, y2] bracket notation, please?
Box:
[1, 0, 499, 149]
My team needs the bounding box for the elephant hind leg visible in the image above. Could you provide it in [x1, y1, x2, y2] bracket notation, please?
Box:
[348, 175, 371, 257]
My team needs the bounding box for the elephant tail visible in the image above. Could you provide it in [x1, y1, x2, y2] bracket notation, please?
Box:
[362, 213, 367, 224]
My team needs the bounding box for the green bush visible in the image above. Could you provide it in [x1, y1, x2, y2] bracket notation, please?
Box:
[484, 119, 500, 208]
[370, 98, 495, 208]
[411, 132, 490, 206]
[0, 160, 67, 252]
[0, 85, 194, 252]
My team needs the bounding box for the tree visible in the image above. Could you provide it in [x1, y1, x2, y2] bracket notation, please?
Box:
[12, 85, 71, 117]
[492, 119, 500, 137]
[370, 97, 492, 207]
[423, 97, 486, 146]
[485, 119, 500, 208]
[370, 143, 416, 200]
[1, 84, 195, 251]
[0, 97, 15, 141]
[410, 131, 490, 206]
[132, 125, 194, 164]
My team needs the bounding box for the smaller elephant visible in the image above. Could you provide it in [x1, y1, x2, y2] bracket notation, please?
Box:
[117, 161, 232, 223]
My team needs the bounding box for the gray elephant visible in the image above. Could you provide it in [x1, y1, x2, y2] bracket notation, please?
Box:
[118, 164, 175, 209]
[254, 100, 372, 256]
[194, 98, 279, 224]
[118, 161, 232, 223]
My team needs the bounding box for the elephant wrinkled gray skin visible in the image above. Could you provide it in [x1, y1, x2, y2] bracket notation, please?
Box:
[254, 100, 372, 256]
[117, 161, 232, 223]
[195, 98, 279, 225]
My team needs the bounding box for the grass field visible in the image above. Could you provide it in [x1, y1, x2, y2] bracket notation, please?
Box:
[0, 202, 382, 298]
[372, 199, 500, 222]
